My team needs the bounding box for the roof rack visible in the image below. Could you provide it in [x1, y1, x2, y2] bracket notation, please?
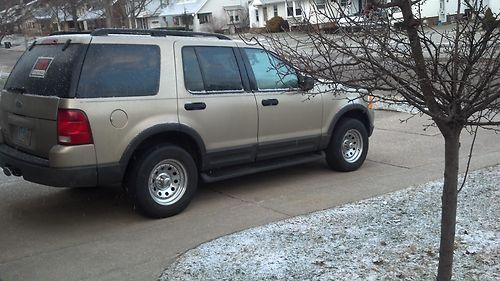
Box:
[90, 28, 231, 40]
[49, 31, 92, 36]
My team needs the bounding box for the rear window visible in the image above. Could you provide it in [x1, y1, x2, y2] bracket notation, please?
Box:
[4, 44, 87, 97]
[77, 44, 160, 98]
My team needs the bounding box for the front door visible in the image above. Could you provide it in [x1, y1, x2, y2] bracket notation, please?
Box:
[241, 48, 323, 160]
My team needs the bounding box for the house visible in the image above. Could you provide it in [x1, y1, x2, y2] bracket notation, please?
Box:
[249, 0, 500, 29]
[77, 8, 107, 31]
[159, 0, 248, 33]
[135, 0, 168, 29]
[416, 0, 500, 25]
[24, 5, 56, 35]
[49, 0, 166, 32]
[249, 0, 366, 29]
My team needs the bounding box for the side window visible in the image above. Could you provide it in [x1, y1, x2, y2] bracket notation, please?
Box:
[77, 44, 160, 98]
[244, 48, 298, 91]
[182, 46, 243, 93]
[182, 47, 204, 92]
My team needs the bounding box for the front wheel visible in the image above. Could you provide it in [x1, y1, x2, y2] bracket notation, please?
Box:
[326, 118, 369, 172]
[126, 145, 198, 218]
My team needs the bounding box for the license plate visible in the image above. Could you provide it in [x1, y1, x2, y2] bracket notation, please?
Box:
[14, 126, 32, 146]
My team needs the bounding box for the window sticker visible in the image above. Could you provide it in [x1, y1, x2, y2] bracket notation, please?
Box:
[29, 57, 54, 78]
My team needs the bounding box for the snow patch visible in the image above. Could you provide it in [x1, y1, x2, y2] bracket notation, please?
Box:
[160, 166, 500, 280]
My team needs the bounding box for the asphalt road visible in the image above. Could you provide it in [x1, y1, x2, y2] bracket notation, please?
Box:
[0, 49, 22, 70]
[1, 48, 500, 281]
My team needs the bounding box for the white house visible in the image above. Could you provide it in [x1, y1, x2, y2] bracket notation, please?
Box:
[135, 0, 168, 29]
[159, 0, 248, 33]
[415, 0, 500, 25]
[249, 0, 366, 29]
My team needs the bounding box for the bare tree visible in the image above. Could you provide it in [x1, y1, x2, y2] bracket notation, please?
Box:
[89, 0, 114, 27]
[103, 0, 114, 27]
[0, 0, 40, 44]
[43, 0, 94, 31]
[121, 0, 158, 29]
[242, 0, 500, 280]
[0, 0, 27, 43]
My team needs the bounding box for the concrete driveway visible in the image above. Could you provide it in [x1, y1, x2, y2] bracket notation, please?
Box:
[1, 110, 499, 281]
[1, 48, 500, 281]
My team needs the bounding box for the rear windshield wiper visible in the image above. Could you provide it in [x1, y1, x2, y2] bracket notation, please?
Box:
[62, 39, 72, 51]
[6, 87, 27, 94]
[28, 40, 36, 51]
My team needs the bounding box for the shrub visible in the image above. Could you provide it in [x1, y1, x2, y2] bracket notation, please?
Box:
[482, 8, 498, 31]
[266, 16, 289, 33]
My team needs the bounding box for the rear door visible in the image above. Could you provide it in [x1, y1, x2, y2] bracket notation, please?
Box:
[0, 36, 89, 158]
[174, 42, 258, 169]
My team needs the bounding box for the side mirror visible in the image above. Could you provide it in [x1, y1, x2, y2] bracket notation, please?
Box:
[298, 75, 315, 92]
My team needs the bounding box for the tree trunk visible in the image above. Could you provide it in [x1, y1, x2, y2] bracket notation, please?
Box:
[437, 128, 461, 281]
[71, 5, 80, 31]
[105, 0, 113, 28]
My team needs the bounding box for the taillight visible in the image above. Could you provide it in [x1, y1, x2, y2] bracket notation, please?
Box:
[57, 109, 93, 145]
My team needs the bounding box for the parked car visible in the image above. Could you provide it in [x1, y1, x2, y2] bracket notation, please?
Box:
[0, 29, 374, 218]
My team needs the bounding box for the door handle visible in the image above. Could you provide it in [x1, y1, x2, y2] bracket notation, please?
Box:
[184, 102, 206, 111]
[262, 99, 279, 106]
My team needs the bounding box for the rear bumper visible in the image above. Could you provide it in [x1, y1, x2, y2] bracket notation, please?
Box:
[0, 144, 97, 187]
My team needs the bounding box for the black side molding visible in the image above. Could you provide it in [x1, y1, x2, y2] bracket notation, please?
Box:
[201, 152, 324, 183]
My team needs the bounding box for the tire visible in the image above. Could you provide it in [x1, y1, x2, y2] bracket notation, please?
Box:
[125, 145, 198, 218]
[326, 118, 369, 172]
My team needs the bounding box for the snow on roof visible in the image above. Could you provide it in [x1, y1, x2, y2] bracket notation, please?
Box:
[31, 7, 53, 20]
[159, 0, 208, 16]
[252, 0, 285, 6]
[78, 9, 104, 21]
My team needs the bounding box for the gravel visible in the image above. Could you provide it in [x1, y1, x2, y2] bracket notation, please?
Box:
[160, 166, 500, 281]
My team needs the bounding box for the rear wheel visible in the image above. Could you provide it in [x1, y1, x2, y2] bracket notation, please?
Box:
[126, 145, 198, 218]
[326, 118, 368, 172]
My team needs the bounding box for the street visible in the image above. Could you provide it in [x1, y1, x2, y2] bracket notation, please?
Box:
[1, 47, 500, 281]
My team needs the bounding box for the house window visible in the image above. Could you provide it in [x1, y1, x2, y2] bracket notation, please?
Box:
[273, 5, 278, 17]
[287, 1, 303, 17]
[263, 7, 268, 21]
[138, 18, 148, 29]
[295, 6, 302, 16]
[198, 13, 212, 24]
[315, 0, 326, 9]
[255, 10, 259, 22]
[340, 0, 349, 7]
[173, 16, 180, 26]
[227, 10, 241, 23]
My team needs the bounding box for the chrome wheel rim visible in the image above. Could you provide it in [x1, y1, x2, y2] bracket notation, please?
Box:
[148, 159, 187, 205]
[341, 129, 363, 163]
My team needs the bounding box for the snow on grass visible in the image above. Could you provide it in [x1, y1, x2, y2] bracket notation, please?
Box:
[160, 166, 500, 280]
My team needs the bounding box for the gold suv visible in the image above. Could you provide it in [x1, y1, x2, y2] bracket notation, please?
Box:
[0, 29, 374, 218]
